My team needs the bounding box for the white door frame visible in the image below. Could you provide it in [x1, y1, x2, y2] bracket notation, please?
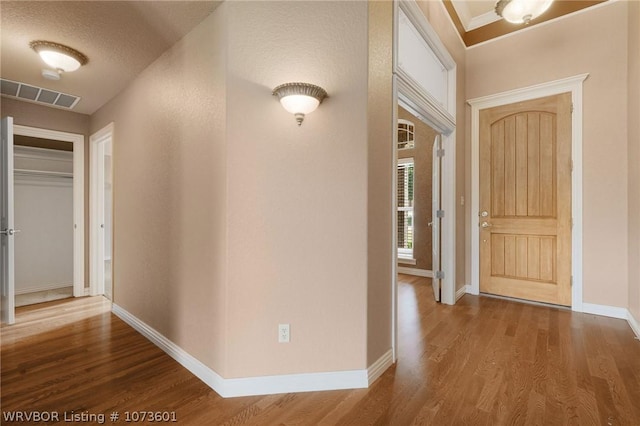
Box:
[1, 117, 15, 324]
[392, 0, 457, 361]
[13, 125, 85, 298]
[467, 73, 588, 311]
[89, 123, 114, 297]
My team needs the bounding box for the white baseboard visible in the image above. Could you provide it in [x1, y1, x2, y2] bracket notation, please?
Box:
[627, 310, 640, 339]
[455, 285, 467, 301]
[111, 304, 369, 398]
[465, 284, 479, 295]
[397, 267, 433, 278]
[15, 283, 72, 295]
[112, 304, 226, 394]
[581, 303, 640, 339]
[367, 349, 393, 385]
[224, 369, 367, 398]
[581, 303, 628, 320]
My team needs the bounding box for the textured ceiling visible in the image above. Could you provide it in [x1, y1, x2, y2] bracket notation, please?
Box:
[1, 1, 219, 114]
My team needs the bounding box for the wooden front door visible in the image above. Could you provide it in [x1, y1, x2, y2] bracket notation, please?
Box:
[479, 93, 572, 306]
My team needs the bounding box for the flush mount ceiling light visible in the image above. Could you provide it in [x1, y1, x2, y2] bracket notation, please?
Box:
[272, 82, 327, 126]
[30, 40, 88, 73]
[495, 0, 554, 24]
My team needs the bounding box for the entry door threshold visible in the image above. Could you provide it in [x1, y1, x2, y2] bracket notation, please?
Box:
[479, 292, 571, 311]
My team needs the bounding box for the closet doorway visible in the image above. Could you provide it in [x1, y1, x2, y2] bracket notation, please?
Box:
[13, 139, 74, 306]
[1, 121, 85, 324]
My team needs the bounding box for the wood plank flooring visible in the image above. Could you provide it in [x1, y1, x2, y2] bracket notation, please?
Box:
[2, 274, 639, 425]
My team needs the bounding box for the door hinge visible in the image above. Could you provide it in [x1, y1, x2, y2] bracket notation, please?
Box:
[570, 160, 574, 172]
[571, 276, 574, 286]
[435, 270, 445, 279]
[571, 103, 574, 113]
[436, 210, 445, 218]
[437, 148, 445, 158]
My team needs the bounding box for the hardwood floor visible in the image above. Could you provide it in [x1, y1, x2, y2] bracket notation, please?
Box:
[2, 274, 639, 425]
[15, 286, 73, 307]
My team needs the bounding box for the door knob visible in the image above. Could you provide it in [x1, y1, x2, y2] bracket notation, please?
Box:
[479, 211, 489, 217]
[481, 221, 492, 228]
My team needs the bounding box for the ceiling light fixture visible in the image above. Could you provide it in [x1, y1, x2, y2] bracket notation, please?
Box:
[30, 40, 88, 73]
[273, 82, 327, 126]
[495, 0, 554, 24]
[41, 69, 61, 81]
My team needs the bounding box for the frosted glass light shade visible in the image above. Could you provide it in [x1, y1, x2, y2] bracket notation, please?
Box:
[495, 0, 553, 24]
[279, 95, 321, 116]
[30, 41, 88, 73]
[273, 83, 327, 126]
[39, 51, 82, 72]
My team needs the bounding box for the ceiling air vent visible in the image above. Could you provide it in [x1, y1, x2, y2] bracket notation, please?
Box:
[0, 78, 80, 110]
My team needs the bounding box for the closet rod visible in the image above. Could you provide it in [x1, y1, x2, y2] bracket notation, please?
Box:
[14, 168, 73, 179]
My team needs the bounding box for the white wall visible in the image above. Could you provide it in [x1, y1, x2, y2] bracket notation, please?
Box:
[14, 147, 73, 294]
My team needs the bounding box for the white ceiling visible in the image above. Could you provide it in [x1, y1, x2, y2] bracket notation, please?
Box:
[451, 0, 501, 31]
[1, 1, 219, 115]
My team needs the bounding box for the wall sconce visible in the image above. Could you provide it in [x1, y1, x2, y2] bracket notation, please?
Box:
[272, 82, 327, 126]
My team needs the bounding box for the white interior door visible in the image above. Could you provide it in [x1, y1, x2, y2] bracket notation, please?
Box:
[91, 124, 113, 299]
[100, 139, 113, 300]
[1, 117, 16, 324]
[432, 135, 441, 302]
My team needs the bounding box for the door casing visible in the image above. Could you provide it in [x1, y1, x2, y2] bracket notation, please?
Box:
[90, 123, 114, 298]
[1, 117, 15, 324]
[468, 74, 588, 312]
[13, 124, 85, 299]
[392, 0, 457, 362]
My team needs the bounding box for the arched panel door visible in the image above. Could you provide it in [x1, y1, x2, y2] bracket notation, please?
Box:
[479, 93, 572, 306]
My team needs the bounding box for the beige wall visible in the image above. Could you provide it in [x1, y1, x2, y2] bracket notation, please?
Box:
[1, 97, 91, 287]
[90, 0, 373, 379]
[367, 0, 394, 366]
[416, 1, 468, 291]
[225, 1, 369, 377]
[628, 0, 640, 321]
[466, 2, 630, 307]
[398, 106, 438, 271]
[89, 0, 380, 380]
[90, 7, 228, 373]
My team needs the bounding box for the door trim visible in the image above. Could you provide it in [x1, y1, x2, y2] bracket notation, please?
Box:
[89, 123, 114, 297]
[13, 125, 85, 298]
[467, 73, 588, 311]
[392, 0, 458, 361]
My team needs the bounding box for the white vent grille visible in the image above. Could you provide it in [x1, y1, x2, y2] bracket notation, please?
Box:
[1, 78, 80, 110]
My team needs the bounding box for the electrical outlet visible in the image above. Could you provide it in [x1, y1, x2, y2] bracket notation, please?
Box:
[278, 324, 290, 343]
